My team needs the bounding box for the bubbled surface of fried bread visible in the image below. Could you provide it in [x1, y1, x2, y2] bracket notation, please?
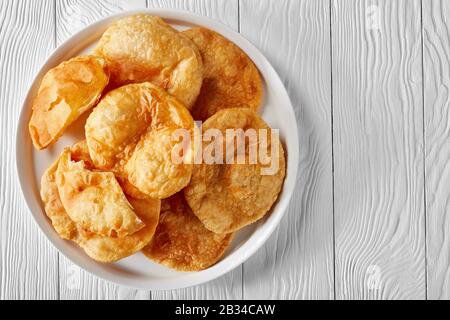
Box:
[40, 141, 161, 262]
[184, 108, 285, 233]
[95, 14, 203, 109]
[85, 82, 195, 199]
[55, 148, 144, 238]
[79, 196, 160, 263]
[183, 28, 262, 121]
[29, 55, 109, 149]
[143, 192, 233, 271]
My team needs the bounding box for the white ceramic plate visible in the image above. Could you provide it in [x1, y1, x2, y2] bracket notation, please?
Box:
[16, 9, 299, 290]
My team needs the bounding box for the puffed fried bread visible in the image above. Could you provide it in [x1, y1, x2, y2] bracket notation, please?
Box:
[184, 108, 285, 233]
[183, 27, 262, 121]
[94, 14, 203, 109]
[55, 148, 144, 238]
[40, 141, 161, 262]
[143, 192, 233, 271]
[85, 82, 196, 199]
[29, 55, 109, 149]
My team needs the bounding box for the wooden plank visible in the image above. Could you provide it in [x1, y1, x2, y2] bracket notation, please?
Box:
[240, 0, 334, 299]
[0, 0, 58, 299]
[58, 255, 150, 299]
[422, 0, 450, 300]
[147, 0, 241, 300]
[147, 0, 238, 30]
[332, 0, 425, 299]
[56, 0, 147, 44]
[56, 0, 150, 300]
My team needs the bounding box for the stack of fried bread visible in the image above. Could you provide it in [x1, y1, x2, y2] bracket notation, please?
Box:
[30, 14, 285, 271]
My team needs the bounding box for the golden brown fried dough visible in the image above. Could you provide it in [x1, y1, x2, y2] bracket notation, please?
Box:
[143, 192, 233, 271]
[40, 141, 161, 262]
[55, 149, 144, 238]
[40, 141, 94, 240]
[78, 196, 160, 262]
[94, 14, 202, 109]
[183, 28, 262, 121]
[184, 108, 285, 233]
[29, 56, 109, 149]
[70, 140, 94, 167]
[85, 82, 195, 199]
[41, 156, 78, 240]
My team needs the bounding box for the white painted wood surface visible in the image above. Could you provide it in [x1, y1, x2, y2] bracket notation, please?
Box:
[332, 0, 425, 299]
[3, 0, 450, 300]
[423, 0, 450, 300]
[0, 0, 58, 299]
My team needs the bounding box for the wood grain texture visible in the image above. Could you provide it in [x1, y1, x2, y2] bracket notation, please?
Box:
[56, 0, 147, 44]
[56, 0, 149, 300]
[422, 0, 450, 300]
[240, 0, 334, 299]
[332, 0, 425, 299]
[147, 0, 242, 300]
[147, 0, 238, 30]
[0, 0, 58, 299]
[58, 255, 150, 300]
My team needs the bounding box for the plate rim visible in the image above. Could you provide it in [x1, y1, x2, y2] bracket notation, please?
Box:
[16, 8, 300, 290]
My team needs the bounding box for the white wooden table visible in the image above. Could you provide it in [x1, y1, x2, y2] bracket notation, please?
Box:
[2, 0, 450, 300]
